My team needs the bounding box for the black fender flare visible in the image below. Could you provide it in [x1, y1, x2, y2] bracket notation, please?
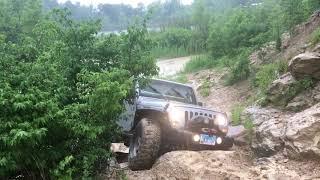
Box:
[133, 108, 169, 131]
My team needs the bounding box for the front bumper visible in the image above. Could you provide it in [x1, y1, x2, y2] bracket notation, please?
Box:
[163, 128, 231, 148]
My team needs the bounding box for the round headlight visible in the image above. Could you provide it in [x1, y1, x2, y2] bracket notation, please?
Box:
[214, 114, 228, 126]
[216, 137, 222, 144]
[167, 106, 185, 128]
[193, 134, 200, 142]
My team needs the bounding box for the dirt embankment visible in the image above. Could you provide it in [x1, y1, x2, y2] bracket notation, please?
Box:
[189, 70, 251, 116]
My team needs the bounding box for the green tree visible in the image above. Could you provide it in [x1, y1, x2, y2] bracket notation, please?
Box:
[280, 0, 305, 33]
[0, 1, 157, 178]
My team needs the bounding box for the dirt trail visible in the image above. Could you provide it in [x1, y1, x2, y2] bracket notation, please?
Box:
[157, 56, 191, 77]
[188, 70, 251, 116]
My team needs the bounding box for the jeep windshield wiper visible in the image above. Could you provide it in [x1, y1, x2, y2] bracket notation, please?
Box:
[148, 85, 168, 101]
[170, 88, 184, 98]
[170, 88, 189, 103]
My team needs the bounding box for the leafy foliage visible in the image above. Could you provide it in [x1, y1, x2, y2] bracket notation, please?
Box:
[199, 80, 211, 97]
[311, 27, 320, 45]
[253, 61, 288, 93]
[224, 52, 251, 85]
[0, 1, 157, 178]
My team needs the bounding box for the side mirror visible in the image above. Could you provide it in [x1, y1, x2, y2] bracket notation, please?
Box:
[198, 102, 204, 106]
[135, 82, 140, 97]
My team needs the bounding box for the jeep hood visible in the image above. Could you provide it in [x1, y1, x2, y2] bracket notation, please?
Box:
[137, 96, 169, 112]
[137, 96, 222, 114]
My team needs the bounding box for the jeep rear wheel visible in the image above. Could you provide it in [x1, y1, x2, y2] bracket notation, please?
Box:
[128, 118, 161, 171]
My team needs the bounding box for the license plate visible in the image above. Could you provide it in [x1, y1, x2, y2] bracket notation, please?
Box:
[200, 134, 216, 145]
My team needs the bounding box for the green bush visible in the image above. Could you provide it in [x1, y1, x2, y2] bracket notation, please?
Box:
[311, 27, 320, 45]
[199, 80, 211, 97]
[0, 3, 157, 179]
[253, 60, 288, 93]
[287, 77, 314, 99]
[225, 52, 251, 85]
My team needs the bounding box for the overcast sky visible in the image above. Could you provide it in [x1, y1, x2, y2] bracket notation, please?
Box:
[57, 0, 193, 7]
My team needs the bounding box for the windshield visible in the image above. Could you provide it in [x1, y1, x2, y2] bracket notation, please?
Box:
[141, 80, 197, 105]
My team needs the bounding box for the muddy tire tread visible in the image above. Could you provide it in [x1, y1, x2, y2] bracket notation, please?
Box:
[128, 118, 161, 170]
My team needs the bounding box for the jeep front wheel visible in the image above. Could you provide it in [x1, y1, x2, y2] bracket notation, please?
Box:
[128, 118, 161, 171]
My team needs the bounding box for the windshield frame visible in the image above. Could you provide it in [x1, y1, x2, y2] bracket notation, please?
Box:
[140, 79, 198, 105]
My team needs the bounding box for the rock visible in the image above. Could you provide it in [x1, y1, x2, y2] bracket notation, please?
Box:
[286, 101, 309, 112]
[312, 44, 320, 53]
[110, 143, 129, 164]
[126, 151, 252, 180]
[119, 162, 128, 169]
[298, 43, 311, 53]
[246, 102, 320, 161]
[281, 32, 291, 50]
[266, 73, 297, 107]
[286, 82, 320, 112]
[249, 41, 277, 66]
[254, 156, 300, 180]
[110, 143, 129, 154]
[288, 52, 320, 80]
[285, 103, 320, 159]
[227, 125, 248, 146]
[245, 107, 286, 157]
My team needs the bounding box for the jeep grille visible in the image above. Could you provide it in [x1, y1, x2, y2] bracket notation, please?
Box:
[184, 110, 214, 128]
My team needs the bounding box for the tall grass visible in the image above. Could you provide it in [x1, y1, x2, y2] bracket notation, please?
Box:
[231, 104, 254, 141]
[183, 55, 220, 73]
[231, 105, 245, 126]
[171, 73, 189, 83]
[151, 46, 190, 60]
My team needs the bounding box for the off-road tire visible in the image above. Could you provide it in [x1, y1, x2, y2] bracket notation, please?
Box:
[128, 118, 161, 171]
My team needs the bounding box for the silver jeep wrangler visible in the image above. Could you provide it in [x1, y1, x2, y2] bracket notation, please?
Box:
[118, 79, 233, 170]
